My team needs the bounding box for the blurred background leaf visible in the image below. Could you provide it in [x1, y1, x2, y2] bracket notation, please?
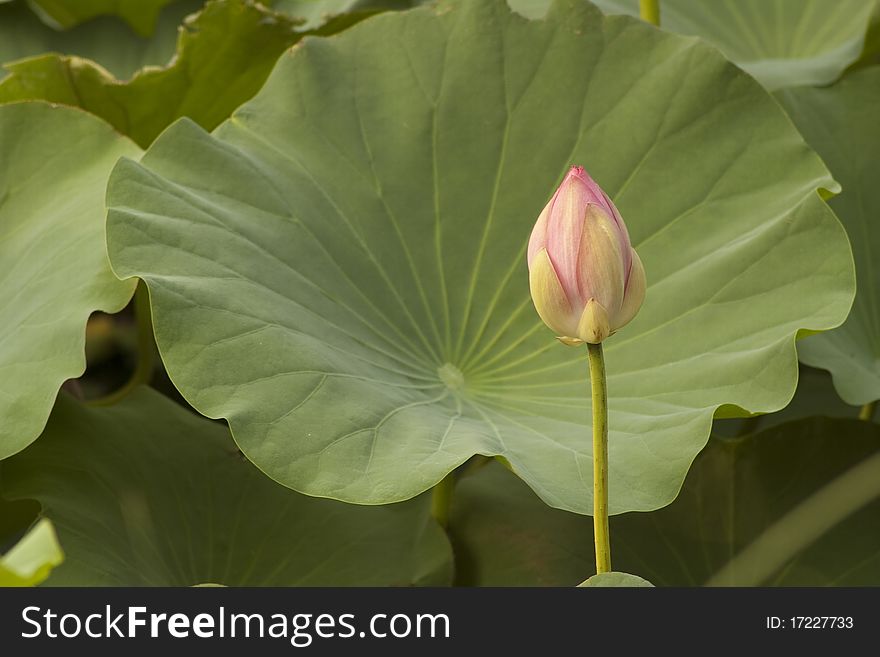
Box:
[451, 417, 880, 586]
[273, 0, 423, 29]
[0, 388, 453, 586]
[0, 1, 304, 148]
[0, 0, 201, 80]
[0, 0, 386, 148]
[26, 0, 180, 36]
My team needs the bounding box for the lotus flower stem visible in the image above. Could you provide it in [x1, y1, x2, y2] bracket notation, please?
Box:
[639, 0, 660, 26]
[859, 401, 877, 422]
[430, 471, 456, 529]
[587, 342, 611, 574]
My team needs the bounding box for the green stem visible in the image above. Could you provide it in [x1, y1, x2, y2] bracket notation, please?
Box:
[639, 0, 660, 26]
[859, 401, 877, 422]
[88, 281, 155, 406]
[431, 471, 456, 529]
[587, 342, 611, 574]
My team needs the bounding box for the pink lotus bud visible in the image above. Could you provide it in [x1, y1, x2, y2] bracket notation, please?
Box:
[528, 166, 646, 344]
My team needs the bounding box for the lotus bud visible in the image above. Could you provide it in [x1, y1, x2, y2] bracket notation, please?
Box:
[527, 166, 646, 344]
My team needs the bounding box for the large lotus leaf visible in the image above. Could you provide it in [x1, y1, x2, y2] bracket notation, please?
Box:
[105, 0, 853, 514]
[0, 1, 326, 149]
[508, 0, 878, 91]
[0, 518, 63, 587]
[0, 0, 199, 80]
[451, 419, 880, 586]
[0, 102, 139, 460]
[776, 68, 880, 406]
[0, 387, 452, 586]
[27, 0, 179, 37]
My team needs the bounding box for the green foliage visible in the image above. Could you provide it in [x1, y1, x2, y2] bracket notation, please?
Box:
[0, 519, 63, 587]
[273, 0, 423, 29]
[0, 0, 199, 79]
[0, 102, 139, 460]
[575, 0, 880, 90]
[778, 67, 880, 406]
[0, 0, 875, 589]
[0, 1, 323, 148]
[27, 0, 179, 36]
[451, 419, 880, 586]
[106, 0, 852, 515]
[1, 388, 452, 586]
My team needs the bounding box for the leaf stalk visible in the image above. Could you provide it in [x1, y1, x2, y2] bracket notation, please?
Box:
[430, 471, 456, 529]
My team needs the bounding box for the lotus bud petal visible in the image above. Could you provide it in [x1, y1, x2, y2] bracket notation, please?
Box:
[527, 166, 646, 344]
[577, 298, 611, 344]
[528, 248, 576, 337]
